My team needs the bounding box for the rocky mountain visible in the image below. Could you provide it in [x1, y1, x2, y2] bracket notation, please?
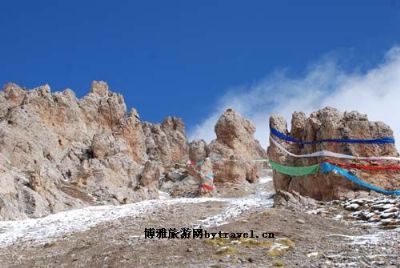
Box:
[0, 81, 265, 220]
[268, 107, 400, 200]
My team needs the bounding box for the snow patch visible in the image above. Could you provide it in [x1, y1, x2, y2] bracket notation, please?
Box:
[258, 176, 273, 184]
[194, 196, 273, 228]
[0, 196, 273, 248]
[326, 233, 383, 245]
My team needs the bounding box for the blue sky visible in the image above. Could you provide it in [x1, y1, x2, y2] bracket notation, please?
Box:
[1, 0, 400, 143]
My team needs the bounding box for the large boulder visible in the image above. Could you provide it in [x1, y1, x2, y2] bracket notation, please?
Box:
[208, 109, 266, 184]
[268, 107, 400, 200]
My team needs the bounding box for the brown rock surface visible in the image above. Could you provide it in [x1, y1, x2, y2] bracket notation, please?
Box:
[208, 109, 266, 184]
[139, 161, 164, 188]
[0, 81, 186, 220]
[189, 139, 209, 162]
[142, 116, 189, 166]
[0, 82, 268, 220]
[268, 107, 400, 200]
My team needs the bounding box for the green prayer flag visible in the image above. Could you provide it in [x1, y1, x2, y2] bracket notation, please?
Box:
[269, 160, 319, 176]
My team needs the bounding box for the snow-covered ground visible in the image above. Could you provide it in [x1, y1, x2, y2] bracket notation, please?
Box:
[0, 176, 274, 248]
[326, 233, 383, 245]
[195, 193, 273, 228]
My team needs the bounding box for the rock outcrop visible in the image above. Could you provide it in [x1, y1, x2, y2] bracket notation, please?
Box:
[189, 139, 209, 162]
[0, 82, 187, 220]
[142, 117, 189, 166]
[159, 110, 267, 197]
[268, 107, 400, 200]
[209, 109, 266, 184]
[0, 82, 267, 220]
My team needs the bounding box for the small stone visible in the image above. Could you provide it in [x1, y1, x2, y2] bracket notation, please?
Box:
[371, 205, 384, 211]
[380, 212, 395, 219]
[365, 212, 375, 219]
[275, 238, 295, 249]
[216, 246, 236, 255]
[380, 219, 399, 226]
[351, 211, 362, 218]
[355, 211, 372, 220]
[306, 252, 319, 258]
[267, 244, 290, 257]
[368, 216, 381, 222]
[383, 203, 395, 209]
[296, 219, 305, 224]
[306, 210, 318, 215]
[333, 214, 343, 221]
[375, 199, 395, 205]
[317, 209, 328, 214]
[383, 207, 398, 213]
[352, 198, 367, 205]
[345, 204, 360, 211]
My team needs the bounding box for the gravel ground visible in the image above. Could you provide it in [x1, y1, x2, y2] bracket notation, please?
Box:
[0, 177, 399, 268]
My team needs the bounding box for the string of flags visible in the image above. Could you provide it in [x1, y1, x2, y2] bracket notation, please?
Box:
[269, 130, 400, 196]
[270, 126, 395, 145]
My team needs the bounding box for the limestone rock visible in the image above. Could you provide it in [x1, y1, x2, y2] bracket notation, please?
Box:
[116, 109, 148, 164]
[0, 81, 159, 220]
[89, 81, 110, 97]
[209, 109, 266, 184]
[274, 190, 318, 210]
[189, 139, 209, 162]
[91, 133, 129, 159]
[0, 81, 272, 220]
[268, 107, 400, 200]
[142, 117, 189, 166]
[139, 161, 163, 188]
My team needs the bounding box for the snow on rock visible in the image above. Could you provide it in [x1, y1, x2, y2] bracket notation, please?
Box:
[258, 176, 273, 184]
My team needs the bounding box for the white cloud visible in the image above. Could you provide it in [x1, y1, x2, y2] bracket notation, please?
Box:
[189, 46, 400, 149]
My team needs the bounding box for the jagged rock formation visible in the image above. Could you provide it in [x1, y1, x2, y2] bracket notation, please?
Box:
[268, 107, 400, 200]
[0, 82, 266, 220]
[189, 139, 209, 162]
[156, 109, 268, 197]
[0, 81, 188, 220]
[142, 117, 189, 166]
[208, 109, 266, 184]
